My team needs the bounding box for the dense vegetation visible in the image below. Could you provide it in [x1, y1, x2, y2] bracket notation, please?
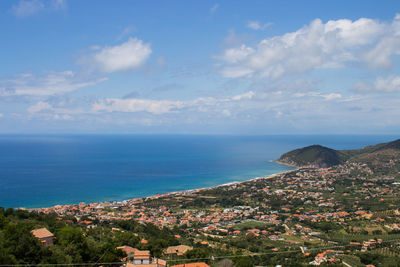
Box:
[0, 207, 307, 267]
[277, 144, 346, 167]
[277, 139, 400, 169]
[0, 207, 179, 265]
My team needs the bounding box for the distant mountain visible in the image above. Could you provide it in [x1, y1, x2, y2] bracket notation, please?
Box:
[276, 139, 400, 168]
[276, 145, 347, 168]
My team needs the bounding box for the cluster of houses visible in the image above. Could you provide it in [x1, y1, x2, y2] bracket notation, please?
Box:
[28, 162, 400, 265]
[30, 163, 399, 233]
[309, 250, 342, 265]
[115, 245, 209, 267]
[112, 245, 209, 267]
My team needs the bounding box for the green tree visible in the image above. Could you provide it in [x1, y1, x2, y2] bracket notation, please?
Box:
[2, 223, 45, 264]
[234, 257, 253, 267]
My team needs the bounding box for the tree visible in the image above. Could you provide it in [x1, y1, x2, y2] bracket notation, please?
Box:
[2, 223, 45, 264]
[57, 227, 90, 261]
[185, 248, 209, 259]
[0, 213, 8, 229]
[217, 259, 233, 267]
[234, 257, 253, 267]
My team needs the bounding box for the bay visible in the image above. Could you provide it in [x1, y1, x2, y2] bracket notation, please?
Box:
[0, 134, 396, 208]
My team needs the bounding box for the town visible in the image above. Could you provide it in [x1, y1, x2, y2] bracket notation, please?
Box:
[23, 159, 400, 266]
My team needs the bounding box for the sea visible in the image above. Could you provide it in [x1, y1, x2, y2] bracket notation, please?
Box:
[0, 134, 397, 209]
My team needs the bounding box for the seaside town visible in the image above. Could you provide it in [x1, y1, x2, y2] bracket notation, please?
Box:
[15, 155, 399, 267]
[3, 0, 400, 266]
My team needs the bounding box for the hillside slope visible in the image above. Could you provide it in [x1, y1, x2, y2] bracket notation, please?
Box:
[276, 145, 347, 168]
[276, 139, 400, 169]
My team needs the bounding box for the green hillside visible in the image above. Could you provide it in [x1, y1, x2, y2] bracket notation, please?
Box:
[276, 139, 400, 168]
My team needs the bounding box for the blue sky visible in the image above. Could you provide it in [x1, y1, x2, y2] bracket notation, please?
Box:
[1, 0, 400, 134]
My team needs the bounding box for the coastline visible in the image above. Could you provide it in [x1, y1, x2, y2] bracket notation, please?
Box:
[4, 134, 396, 211]
[28, 165, 298, 211]
[274, 159, 300, 168]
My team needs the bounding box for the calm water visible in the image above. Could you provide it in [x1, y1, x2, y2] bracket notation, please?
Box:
[0, 134, 397, 208]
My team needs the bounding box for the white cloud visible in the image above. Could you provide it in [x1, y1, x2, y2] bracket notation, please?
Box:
[219, 16, 400, 79]
[220, 67, 254, 78]
[0, 71, 107, 97]
[247, 21, 272, 30]
[11, 0, 66, 17]
[117, 25, 136, 41]
[374, 76, 400, 92]
[210, 4, 219, 14]
[361, 14, 400, 69]
[27, 101, 52, 113]
[92, 98, 185, 115]
[231, 91, 255, 100]
[27, 100, 85, 118]
[222, 109, 231, 117]
[354, 75, 400, 93]
[0, 113, 3, 118]
[90, 91, 259, 115]
[23, 88, 400, 133]
[12, 0, 44, 17]
[53, 114, 73, 120]
[323, 93, 342, 100]
[90, 38, 152, 73]
[52, 0, 66, 10]
[220, 45, 255, 64]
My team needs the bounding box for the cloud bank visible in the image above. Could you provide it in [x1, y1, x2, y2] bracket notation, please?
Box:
[219, 15, 400, 79]
[355, 75, 400, 93]
[0, 71, 106, 97]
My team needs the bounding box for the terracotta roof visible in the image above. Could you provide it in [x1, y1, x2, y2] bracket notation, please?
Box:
[31, 228, 54, 239]
[117, 246, 138, 256]
[157, 259, 167, 266]
[164, 245, 193, 255]
[134, 250, 151, 260]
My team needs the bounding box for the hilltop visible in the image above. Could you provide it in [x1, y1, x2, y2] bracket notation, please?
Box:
[276, 139, 400, 169]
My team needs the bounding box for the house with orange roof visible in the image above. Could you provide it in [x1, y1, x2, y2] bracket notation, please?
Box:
[164, 245, 193, 256]
[117, 246, 139, 261]
[126, 258, 166, 267]
[124, 249, 161, 266]
[31, 228, 54, 248]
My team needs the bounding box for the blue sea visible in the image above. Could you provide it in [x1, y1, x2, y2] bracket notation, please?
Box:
[0, 134, 397, 209]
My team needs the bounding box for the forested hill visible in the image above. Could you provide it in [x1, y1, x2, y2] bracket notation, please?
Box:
[276, 139, 400, 168]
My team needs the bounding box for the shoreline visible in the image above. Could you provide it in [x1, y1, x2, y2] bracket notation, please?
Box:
[273, 159, 300, 168]
[27, 166, 298, 211]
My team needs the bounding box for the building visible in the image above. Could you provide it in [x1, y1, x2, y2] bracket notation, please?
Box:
[31, 228, 54, 248]
[126, 258, 167, 267]
[117, 245, 138, 261]
[123, 248, 167, 267]
[133, 250, 151, 265]
[164, 245, 193, 256]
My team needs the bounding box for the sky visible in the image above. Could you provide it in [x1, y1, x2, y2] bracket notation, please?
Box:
[1, 0, 400, 134]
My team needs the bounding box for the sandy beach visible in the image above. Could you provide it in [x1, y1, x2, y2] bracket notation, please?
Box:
[30, 167, 298, 211]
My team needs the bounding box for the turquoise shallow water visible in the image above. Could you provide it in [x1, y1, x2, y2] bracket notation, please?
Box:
[0, 134, 397, 208]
